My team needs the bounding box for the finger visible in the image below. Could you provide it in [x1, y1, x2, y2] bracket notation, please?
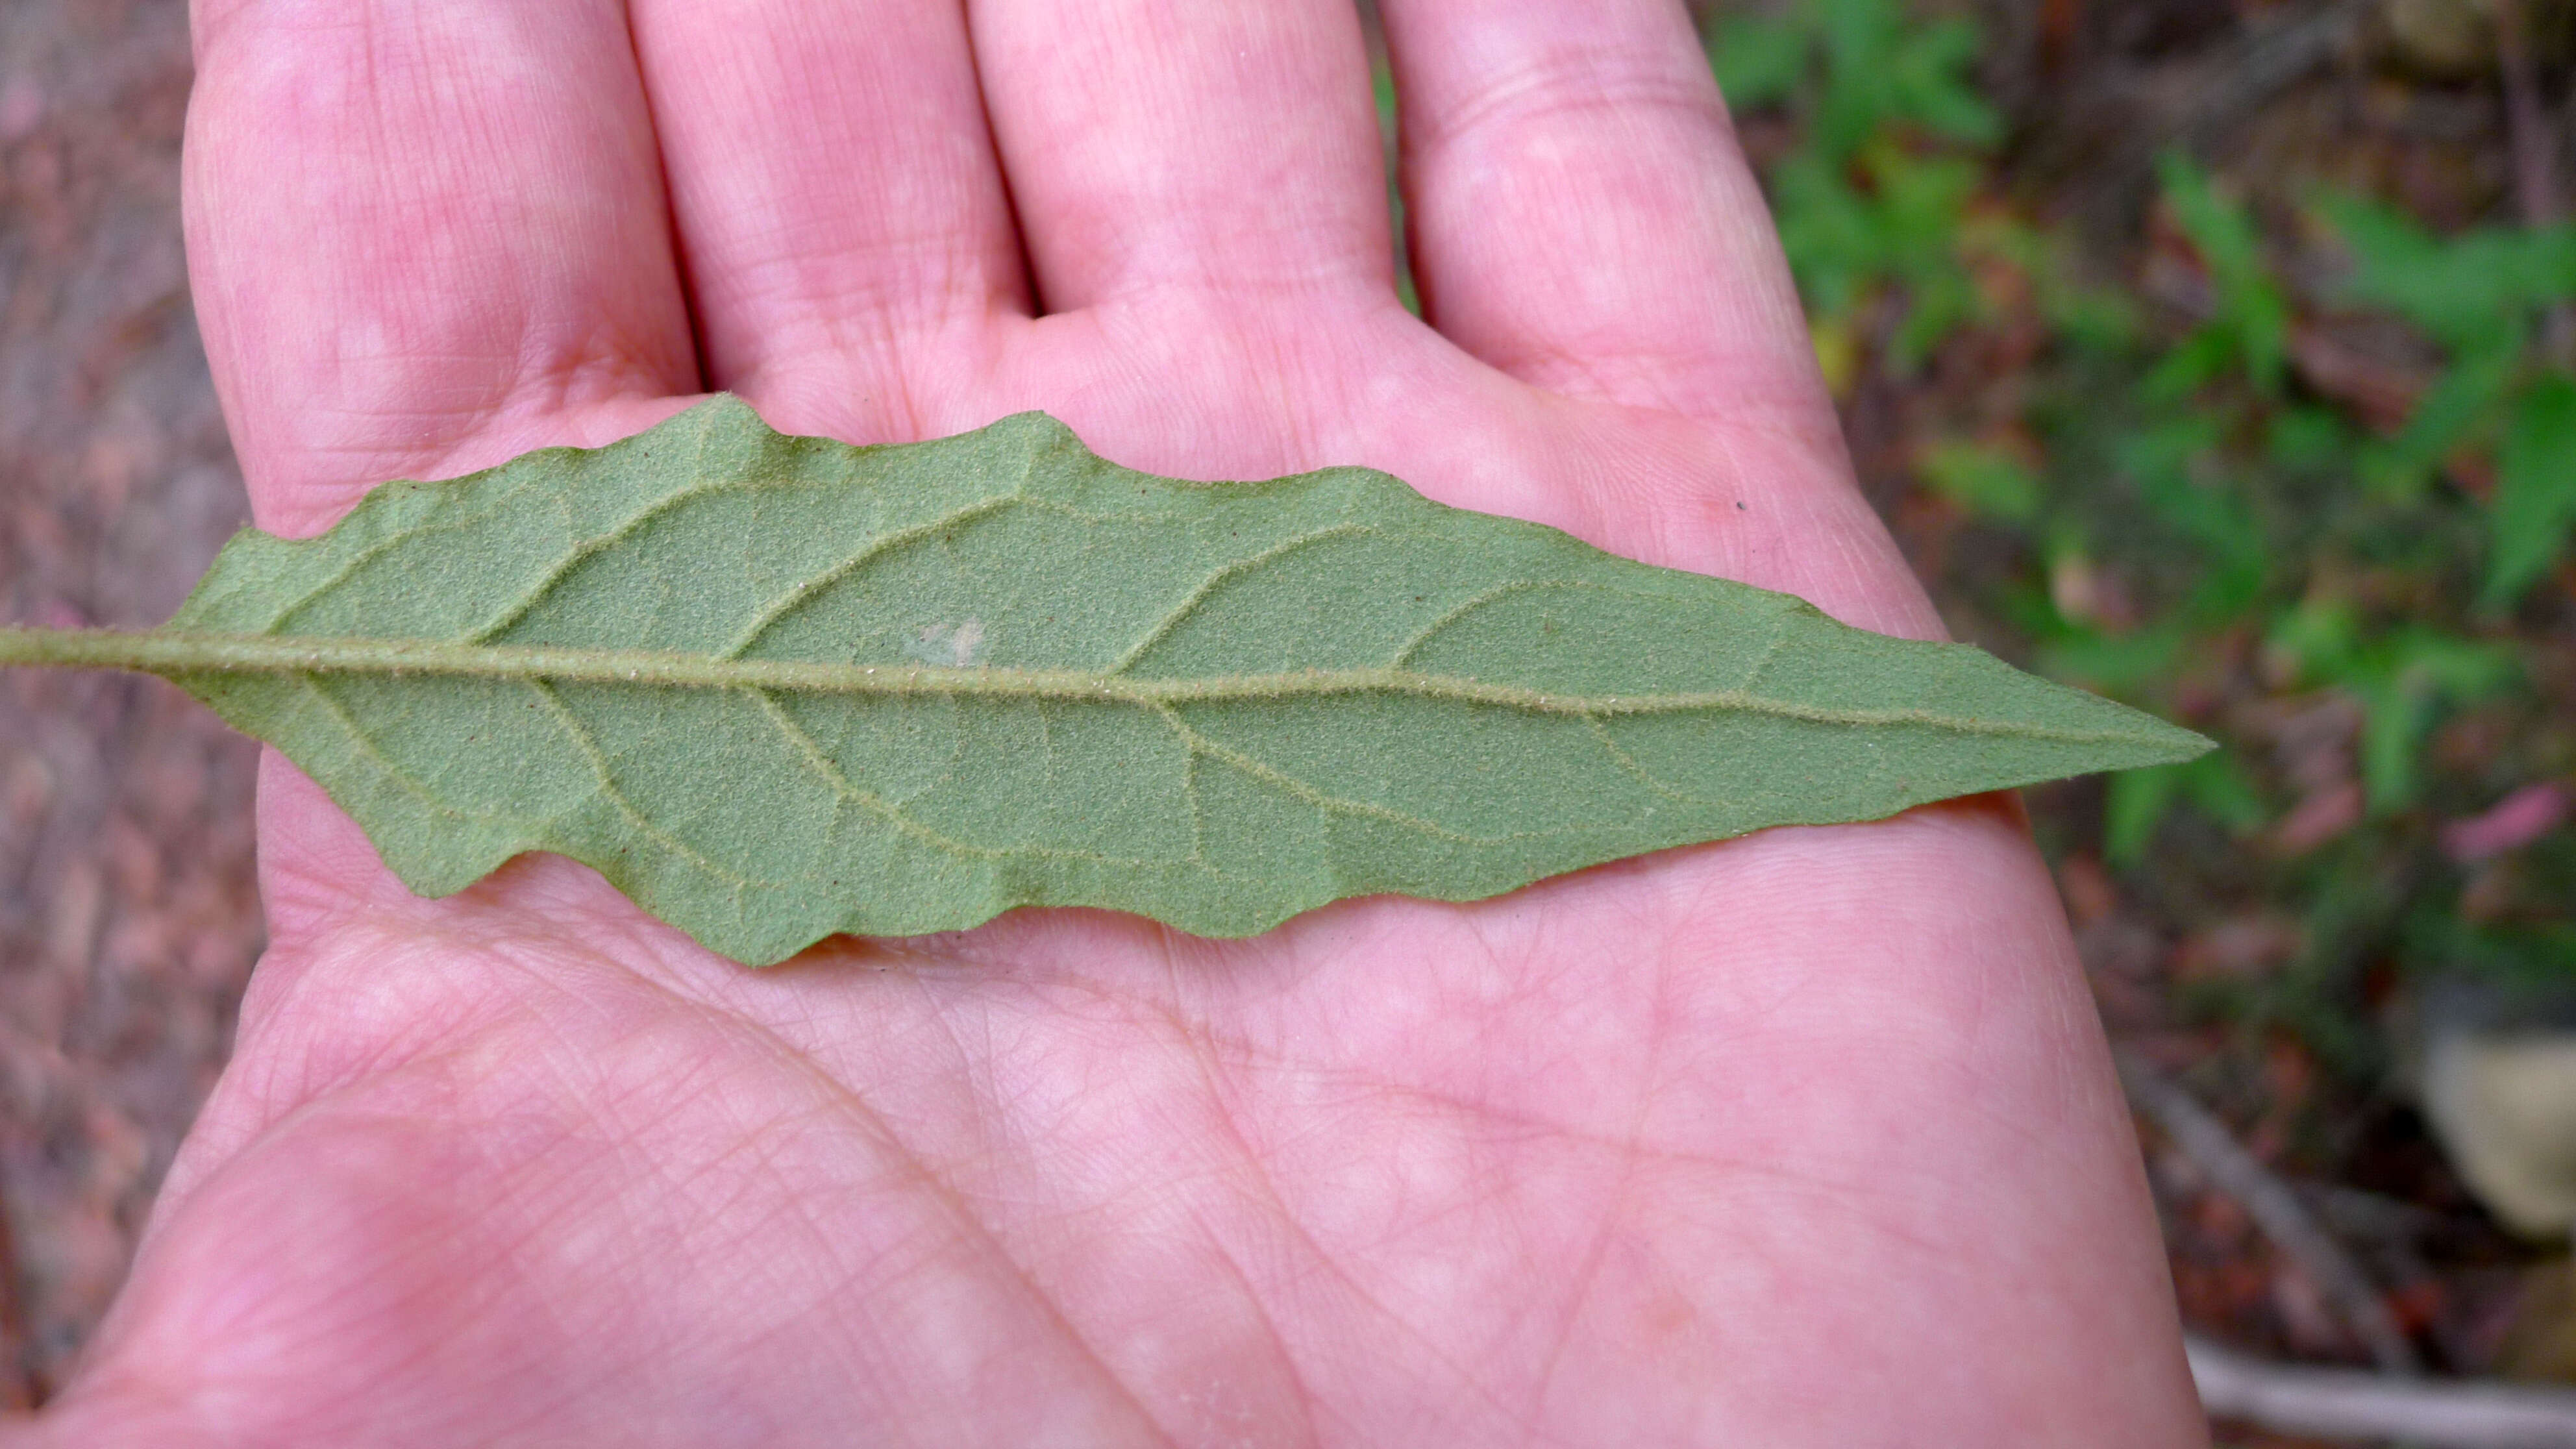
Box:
[1381, 0, 1825, 425]
[969, 0, 1389, 312]
[628, 0, 1026, 435]
[185, 0, 700, 536]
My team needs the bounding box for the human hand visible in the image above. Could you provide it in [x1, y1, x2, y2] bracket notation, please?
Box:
[19, 1, 2203, 1443]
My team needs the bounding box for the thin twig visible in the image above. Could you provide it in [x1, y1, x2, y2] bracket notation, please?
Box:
[2496, 0, 2575, 365]
[2174, 0, 2369, 158]
[2301, 1179, 2446, 1243]
[2190, 1335, 2576, 1448]
[2116, 1048, 2423, 1374]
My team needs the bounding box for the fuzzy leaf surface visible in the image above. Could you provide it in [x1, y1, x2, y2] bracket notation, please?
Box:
[145, 396, 2207, 963]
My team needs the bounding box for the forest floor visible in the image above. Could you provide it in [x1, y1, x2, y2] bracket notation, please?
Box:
[0, 0, 260, 1409]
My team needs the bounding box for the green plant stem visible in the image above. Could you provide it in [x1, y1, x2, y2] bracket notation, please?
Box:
[0, 625, 2164, 743]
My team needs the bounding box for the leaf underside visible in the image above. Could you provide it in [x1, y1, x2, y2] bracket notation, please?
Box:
[161, 396, 2207, 965]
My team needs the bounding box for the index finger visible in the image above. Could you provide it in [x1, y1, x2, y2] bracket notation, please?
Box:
[184, 0, 700, 537]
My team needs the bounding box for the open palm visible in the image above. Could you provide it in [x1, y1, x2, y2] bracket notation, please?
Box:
[19, 1, 2201, 1444]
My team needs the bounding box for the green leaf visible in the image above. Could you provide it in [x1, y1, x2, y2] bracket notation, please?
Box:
[2351, 630, 2520, 811]
[2264, 596, 2361, 682]
[2038, 618, 2189, 697]
[2362, 341, 2518, 501]
[1882, 17, 2000, 147]
[2485, 373, 2576, 609]
[0, 398, 2207, 965]
[1919, 439, 2043, 522]
[1707, 13, 1810, 111]
[2105, 752, 2264, 865]
[2320, 193, 2576, 350]
[1808, 0, 1997, 158]
[2103, 762, 2185, 865]
[2265, 406, 2352, 471]
[2155, 154, 2289, 395]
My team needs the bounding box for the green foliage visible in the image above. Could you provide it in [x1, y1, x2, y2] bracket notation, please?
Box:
[2489, 374, 2576, 608]
[2106, 754, 2265, 865]
[1706, 10, 1809, 108]
[2320, 196, 2576, 351]
[1372, 55, 1420, 316]
[1709, 0, 2001, 149]
[2409, 913, 2576, 991]
[2266, 605, 2518, 810]
[2314, 195, 2576, 600]
[1918, 439, 2042, 523]
[1703, 0, 2576, 1030]
[2151, 155, 2290, 399]
[1708, 0, 2007, 371]
[0, 399, 2207, 964]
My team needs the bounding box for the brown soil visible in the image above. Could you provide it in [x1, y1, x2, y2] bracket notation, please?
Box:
[0, 0, 261, 1404]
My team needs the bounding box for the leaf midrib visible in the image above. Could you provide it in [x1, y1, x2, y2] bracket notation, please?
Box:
[0, 626, 2157, 743]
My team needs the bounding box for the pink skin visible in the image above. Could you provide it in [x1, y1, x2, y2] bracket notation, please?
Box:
[10, 1, 2204, 1444]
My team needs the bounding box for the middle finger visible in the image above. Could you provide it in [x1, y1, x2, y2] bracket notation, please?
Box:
[969, 0, 1391, 314]
[631, 0, 1028, 439]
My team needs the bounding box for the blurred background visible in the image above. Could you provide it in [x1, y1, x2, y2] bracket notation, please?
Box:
[0, 0, 262, 1413]
[3, 0, 2573, 1439]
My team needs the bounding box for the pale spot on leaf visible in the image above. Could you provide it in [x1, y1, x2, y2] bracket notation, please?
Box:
[907, 619, 985, 667]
